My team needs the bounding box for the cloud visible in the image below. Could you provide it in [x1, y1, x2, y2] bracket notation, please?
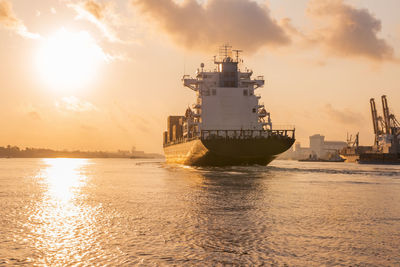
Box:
[323, 104, 364, 125]
[82, 0, 103, 20]
[132, 0, 290, 52]
[68, 0, 122, 43]
[19, 103, 42, 121]
[0, 0, 40, 39]
[80, 124, 97, 131]
[112, 102, 150, 133]
[55, 96, 98, 112]
[27, 111, 42, 121]
[280, 18, 302, 38]
[307, 0, 395, 61]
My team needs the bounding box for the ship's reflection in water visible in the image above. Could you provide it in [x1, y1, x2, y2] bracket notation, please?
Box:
[1, 159, 400, 265]
[176, 166, 271, 264]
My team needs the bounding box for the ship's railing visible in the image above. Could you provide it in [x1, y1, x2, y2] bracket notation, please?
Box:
[271, 125, 296, 130]
[163, 136, 200, 147]
[200, 129, 295, 140]
[164, 129, 295, 147]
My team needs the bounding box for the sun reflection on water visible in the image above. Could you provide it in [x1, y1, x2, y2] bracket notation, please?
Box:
[27, 158, 101, 265]
[42, 158, 88, 202]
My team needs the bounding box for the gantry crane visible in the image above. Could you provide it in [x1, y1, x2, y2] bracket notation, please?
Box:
[370, 95, 400, 152]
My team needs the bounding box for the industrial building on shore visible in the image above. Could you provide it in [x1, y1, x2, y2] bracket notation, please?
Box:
[280, 134, 347, 160]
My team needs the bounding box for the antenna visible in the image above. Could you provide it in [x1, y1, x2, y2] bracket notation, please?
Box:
[183, 53, 186, 76]
[218, 44, 232, 61]
[232, 49, 243, 63]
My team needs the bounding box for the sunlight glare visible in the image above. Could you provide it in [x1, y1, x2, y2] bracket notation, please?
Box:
[28, 158, 97, 264]
[42, 158, 89, 202]
[36, 28, 106, 92]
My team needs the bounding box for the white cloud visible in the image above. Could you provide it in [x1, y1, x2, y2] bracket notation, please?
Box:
[55, 96, 98, 112]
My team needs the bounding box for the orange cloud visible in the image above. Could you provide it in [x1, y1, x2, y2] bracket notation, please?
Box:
[0, 0, 40, 39]
[132, 0, 290, 53]
[323, 104, 364, 125]
[307, 0, 395, 61]
[83, 0, 104, 20]
[68, 0, 122, 43]
[27, 111, 42, 121]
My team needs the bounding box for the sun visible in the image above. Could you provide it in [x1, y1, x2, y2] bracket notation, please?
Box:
[36, 28, 106, 92]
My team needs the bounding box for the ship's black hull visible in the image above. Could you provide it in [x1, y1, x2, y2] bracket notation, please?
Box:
[164, 136, 294, 166]
[358, 153, 400, 165]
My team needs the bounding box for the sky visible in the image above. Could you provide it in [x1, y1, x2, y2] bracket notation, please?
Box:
[0, 0, 399, 153]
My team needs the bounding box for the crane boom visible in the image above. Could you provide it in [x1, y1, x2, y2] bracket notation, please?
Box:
[370, 98, 379, 134]
[381, 95, 391, 134]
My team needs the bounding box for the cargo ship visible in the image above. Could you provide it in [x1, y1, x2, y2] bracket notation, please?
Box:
[340, 95, 400, 164]
[163, 46, 295, 166]
[299, 154, 345, 162]
[339, 133, 372, 163]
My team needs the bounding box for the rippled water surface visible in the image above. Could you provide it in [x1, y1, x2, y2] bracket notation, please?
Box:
[1, 158, 400, 266]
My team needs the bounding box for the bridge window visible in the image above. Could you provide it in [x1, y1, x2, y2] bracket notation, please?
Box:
[243, 89, 248, 96]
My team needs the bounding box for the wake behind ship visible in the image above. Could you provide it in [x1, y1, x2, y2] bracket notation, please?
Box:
[163, 46, 295, 166]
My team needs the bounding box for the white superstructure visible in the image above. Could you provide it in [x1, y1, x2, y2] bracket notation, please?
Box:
[182, 46, 271, 138]
[163, 46, 295, 166]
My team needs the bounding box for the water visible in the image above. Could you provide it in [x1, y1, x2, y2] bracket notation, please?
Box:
[1, 158, 400, 266]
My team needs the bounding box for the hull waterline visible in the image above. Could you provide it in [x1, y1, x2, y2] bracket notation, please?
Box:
[164, 136, 294, 166]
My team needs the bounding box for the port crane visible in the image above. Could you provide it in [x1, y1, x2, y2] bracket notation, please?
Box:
[346, 132, 359, 147]
[370, 95, 400, 153]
